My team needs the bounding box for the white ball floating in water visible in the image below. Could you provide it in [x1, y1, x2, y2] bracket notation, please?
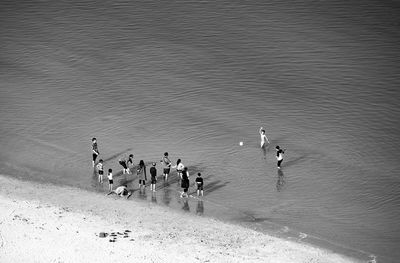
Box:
[239, 141, 243, 146]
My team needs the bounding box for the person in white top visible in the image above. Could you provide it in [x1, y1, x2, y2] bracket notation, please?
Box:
[96, 159, 104, 183]
[107, 168, 113, 191]
[171, 159, 184, 183]
[259, 127, 270, 148]
[107, 185, 132, 199]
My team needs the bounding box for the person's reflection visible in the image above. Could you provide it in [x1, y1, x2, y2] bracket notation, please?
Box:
[139, 187, 147, 200]
[162, 186, 171, 206]
[151, 191, 157, 203]
[261, 144, 270, 160]
[91, 170, 99, 189]
[276, 169, 286, 192]
[196, 200, 204, 215]
[182, 198, 190, 212]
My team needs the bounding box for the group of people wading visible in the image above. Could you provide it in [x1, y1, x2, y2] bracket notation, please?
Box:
[91, 138, 204, 199]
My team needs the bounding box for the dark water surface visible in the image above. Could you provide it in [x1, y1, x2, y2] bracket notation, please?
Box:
[1, 1, 400, 262]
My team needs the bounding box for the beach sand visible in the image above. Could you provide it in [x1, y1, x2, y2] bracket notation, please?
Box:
[0, 175, 359, 263]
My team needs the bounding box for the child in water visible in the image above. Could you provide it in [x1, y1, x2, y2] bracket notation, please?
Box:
[259, 127, 270, 148]
[160, 152, 172, 182]
[96, 159, 104, 183]
[276, 146, 285, 169]
[108, 168, 113, 191]
[195, 173, 204, 197]
[127, 154, 134, 174]
[137, 160, 147, 190]
[150, 162, 157, 192]
[180, 167, 190, 198]
[92, 137, 99, 167]
[172, 159, 185, 181]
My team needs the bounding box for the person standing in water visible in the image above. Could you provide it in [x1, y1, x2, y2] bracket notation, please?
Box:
[127, 154, 134, 174]
[276, 146, 285, 169]
[180, 167, 190, 198]
[172, 158, 184, 180]
[195, 173, 204, 197]
[160, 152, 172, 182]
[96, 159, 104, 183]
[107, 168, 113, 191]
[92, 138, 99, 167]
[259, 127, 270, 148]
[150, 162, 157, 192]
[137, 160, 147, 190]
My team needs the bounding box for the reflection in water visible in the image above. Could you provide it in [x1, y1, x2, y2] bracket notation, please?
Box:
[261, 144, 271, 160]
[139, 188, 147, 200]
[261, 146, 267, 159]
[90, 170, 98, 189]
[91, 170, 104, 191]
[151, 192, 157, 203]
[182, 199, 190, 212]
[276, 169, 285, 192]
[196, 200, 204, 215]
[163, 184, 171, 206]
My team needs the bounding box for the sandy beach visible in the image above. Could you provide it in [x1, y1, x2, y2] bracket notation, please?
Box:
[0, 175, 359, 263]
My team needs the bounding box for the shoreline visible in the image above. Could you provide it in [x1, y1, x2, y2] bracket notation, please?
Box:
[0, 174, 360, 262]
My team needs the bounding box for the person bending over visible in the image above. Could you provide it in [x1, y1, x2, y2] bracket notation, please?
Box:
[107, 185, 132, 199]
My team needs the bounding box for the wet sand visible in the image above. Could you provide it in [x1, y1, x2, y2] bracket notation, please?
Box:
[0, 175, 360, 263]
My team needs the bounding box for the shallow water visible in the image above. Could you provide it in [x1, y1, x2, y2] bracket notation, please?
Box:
[1, 0, 400, 262]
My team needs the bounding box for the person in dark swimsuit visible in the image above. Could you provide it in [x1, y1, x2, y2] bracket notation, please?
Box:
[276, 146, 285, 169]
[180, 167, 190, 198]
[195, 173, 204, 196]
[119, 157, 128, 174]
[127, 154, 134, 174]
[150, 162, 157, 192]
[137, 160, 147, 190]
[92, 138, 99, 167]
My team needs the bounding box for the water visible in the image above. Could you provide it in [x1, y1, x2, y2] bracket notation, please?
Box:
[1, 0, 400, 261]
